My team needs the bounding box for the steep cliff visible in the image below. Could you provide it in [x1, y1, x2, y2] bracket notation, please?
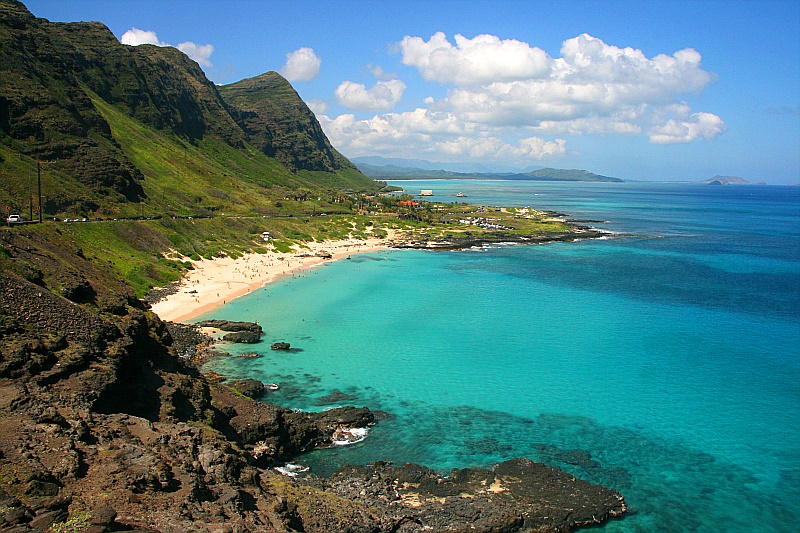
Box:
[220, 72, 355, 174]
[0, 0, 145, 204]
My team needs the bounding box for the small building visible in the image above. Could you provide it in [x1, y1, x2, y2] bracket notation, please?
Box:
[261, 231, 271, 242]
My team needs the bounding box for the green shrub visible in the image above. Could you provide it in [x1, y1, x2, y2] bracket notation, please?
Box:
[50, 511, 92, 533]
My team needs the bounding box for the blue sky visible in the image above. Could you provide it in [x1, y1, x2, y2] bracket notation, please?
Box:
[25, 0, 800, 183]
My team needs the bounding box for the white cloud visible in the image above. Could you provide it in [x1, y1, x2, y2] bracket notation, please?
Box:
[335, 79, 407, 111]
[435, 136, 566, 160]
[392, 32, 724, 143]
[280, 47, 321, 82]
[399, 32, 551, 84]
[120, 28, 214, 68]
[649, 112, 727, 144]
[317, 108, 565, 163]
[121, 28, 166, 47]
[176, 42, 214, 67]
[321, 32, 725, 164]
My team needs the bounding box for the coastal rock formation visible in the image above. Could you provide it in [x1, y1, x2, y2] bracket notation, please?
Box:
[0, 227, 627, 531]
[271, 341, 291, 350]
[393, 228, 609, 250]
[298, 459, 627, 532]
[223, 330, 262, 343]
[196, 320, 263, 334]
[228, 378, 266, 399]
[195, 320, 264, 343]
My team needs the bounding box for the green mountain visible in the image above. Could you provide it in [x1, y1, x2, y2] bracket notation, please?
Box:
[219, 72, 355, 174]
[0, 0, 378, 219]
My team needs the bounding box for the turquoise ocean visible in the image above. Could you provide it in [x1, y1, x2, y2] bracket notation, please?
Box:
[202, 181, 800, 532]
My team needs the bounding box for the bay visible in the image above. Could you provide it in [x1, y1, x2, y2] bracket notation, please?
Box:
[202, 181, 800, 532]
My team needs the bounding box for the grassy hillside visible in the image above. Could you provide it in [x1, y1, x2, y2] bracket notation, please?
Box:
[1, 196, 576, 298]
[88, 90, 291, 218]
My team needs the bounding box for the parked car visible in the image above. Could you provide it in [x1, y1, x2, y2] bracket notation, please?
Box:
[6, 214, 22, 223]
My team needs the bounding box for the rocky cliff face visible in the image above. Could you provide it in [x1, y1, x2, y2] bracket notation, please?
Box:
[0, 0, 145, 203]
[220, 72, 356, 174]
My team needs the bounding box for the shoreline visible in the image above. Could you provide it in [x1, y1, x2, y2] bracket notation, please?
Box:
[149, 225, 608, 324]
[149, 235, 393, 323]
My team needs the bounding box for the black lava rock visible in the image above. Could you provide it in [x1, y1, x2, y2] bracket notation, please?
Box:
[223, 330, 261, 343]
[228, 379, 265, 399]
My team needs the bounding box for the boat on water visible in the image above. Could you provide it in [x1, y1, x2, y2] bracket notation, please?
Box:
[420, 189, 433, 196]
[456, 192, 467, 197]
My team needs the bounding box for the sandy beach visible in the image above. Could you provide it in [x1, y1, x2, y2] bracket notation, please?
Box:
[150, 236, 394, 322]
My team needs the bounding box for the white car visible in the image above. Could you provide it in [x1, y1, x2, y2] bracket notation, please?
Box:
[6, 214, 22, 223]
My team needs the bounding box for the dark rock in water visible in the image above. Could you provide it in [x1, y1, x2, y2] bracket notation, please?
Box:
[282, 406, 373, 453]
[314, 390, 357, 406]
[371, 409, 393, 421]
[271, 341, 290, 350]
[204, 371, 227, 383]
[301, 457, 626, 531]
[223, 330, 261, 343]
[534, 443, 601, 469]
[533, 443, 632, 488]
[228, 379, 265, 399]
[196, 320, 263, 335]
[465, 436, 512, 454]
[210, 385, 373, 454]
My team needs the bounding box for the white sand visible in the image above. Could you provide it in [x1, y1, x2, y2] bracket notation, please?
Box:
[150, 236, 394, 322]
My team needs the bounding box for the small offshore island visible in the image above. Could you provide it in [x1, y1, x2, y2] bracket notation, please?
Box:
[0, 2, 625, 531]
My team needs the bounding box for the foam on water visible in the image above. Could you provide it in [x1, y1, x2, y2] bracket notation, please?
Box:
[201, 182, 800, 532]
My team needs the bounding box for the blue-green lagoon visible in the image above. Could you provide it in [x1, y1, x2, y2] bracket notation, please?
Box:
[202, 181, 800, 532]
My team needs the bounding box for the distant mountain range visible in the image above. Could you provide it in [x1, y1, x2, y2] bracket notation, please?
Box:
[701, 176, 765, 186]
[351, 156, 539, 175]
[353, 157, 622, 183]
